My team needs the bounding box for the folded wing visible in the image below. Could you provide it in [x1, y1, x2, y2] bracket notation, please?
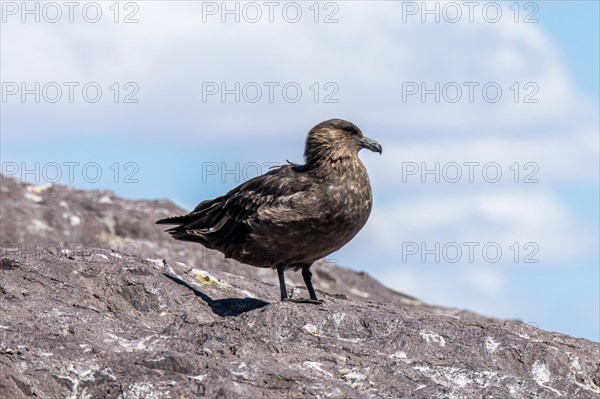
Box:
[156, 164, 317, 258]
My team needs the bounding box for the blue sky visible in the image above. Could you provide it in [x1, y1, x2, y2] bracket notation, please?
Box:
[1, 1, 598, 341]
[539, 1, 599, 99]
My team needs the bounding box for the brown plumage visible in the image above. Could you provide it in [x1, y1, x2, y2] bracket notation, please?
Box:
[157, 119, 382, 303]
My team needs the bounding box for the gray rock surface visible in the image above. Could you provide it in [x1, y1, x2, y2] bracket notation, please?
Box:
[1, 176, 599, 398]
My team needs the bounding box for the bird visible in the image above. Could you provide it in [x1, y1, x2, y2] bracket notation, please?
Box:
[156, 119, 382, 303]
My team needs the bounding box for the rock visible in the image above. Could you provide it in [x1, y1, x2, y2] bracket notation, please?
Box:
[0, 175, 599, 398]
[0, 258, 21, 270]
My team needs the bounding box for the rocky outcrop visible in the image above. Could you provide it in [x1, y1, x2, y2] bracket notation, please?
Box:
[1, 176, 599, 398]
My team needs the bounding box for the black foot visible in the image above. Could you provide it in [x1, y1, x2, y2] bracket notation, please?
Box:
[282, 297, 324, 305]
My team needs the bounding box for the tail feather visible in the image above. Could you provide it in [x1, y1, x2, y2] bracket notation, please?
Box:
[156, 215, 190, 225]
[156, 192, 248, 254]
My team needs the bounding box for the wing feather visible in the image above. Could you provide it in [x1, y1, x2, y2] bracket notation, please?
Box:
[157, 164, 318, 254]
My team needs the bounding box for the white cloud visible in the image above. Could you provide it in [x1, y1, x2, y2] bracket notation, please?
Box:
[465, 268, 507, 296]
[378, 265, 513, 315]
[2, 2, 596, 139]
[361, 188, 595, 265]
[367, 129, 599, 188]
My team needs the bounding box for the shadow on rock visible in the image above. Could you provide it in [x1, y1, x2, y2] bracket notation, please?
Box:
[163, 273, 269, 317]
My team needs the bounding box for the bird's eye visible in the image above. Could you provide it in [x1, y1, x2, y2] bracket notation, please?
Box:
[342, 126, 356, 134]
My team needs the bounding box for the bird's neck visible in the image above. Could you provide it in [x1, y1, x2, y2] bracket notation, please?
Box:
[308, 155, 367, 180]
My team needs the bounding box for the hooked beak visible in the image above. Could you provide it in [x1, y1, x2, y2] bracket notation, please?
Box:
[360, 136, 382, 154]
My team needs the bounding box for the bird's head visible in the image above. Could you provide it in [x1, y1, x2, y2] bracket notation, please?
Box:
[304, 119, 382, 166]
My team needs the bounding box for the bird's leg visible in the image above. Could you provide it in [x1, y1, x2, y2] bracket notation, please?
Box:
[302, 266, 319, 301]
[277, 264, 323, 304]
[277, 263, 288, 300]
[281, 265, 324, 304]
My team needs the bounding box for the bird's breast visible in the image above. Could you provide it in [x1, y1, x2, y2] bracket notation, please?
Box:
[322, 161, 373, 231]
